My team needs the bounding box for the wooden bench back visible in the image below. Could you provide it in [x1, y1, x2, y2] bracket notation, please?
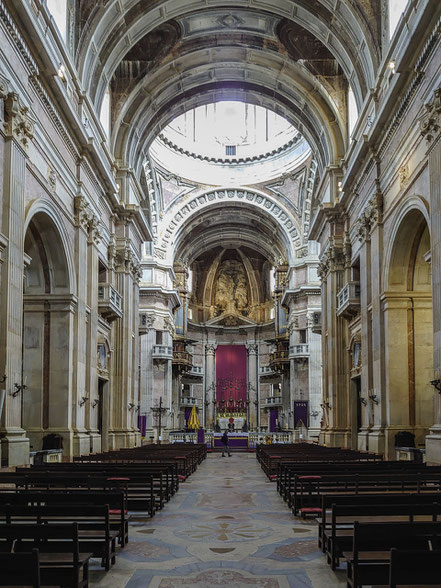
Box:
[0, 548, 40, 587]
[353, 521, 441, 554]
[389, 548, 441, 587]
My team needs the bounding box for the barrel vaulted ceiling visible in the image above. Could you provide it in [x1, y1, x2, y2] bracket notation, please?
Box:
[72, 1, 383, 268]
[75, 0, 383, 178]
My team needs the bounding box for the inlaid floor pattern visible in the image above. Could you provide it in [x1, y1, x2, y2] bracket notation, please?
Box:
[90, 453, 346, 587]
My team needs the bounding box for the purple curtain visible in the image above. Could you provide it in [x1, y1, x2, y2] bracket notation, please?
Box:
[216, 345, 247, 406]
[185, 407, 192, 428]
[269, 408, 278, 432]
[138, 415, 147, 437]
[197, 428, 205, 443]
[294, 401, 309, 427]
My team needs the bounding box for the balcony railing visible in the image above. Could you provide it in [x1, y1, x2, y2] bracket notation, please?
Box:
[269, 349, 290, 370]
[336, 281, 361, 319]
[263, 396, 283, 406]
[98, 283, 123, 321]
[259, 365, 281, 382]
[180, 397, 202, 407]
[181, 365, 204, 382]
[289, 344, 309, 359]
[152, 345, 173, 361]
[172, 350, 193, 369]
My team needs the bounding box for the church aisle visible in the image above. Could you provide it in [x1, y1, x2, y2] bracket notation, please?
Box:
[90, 453, 346, 587]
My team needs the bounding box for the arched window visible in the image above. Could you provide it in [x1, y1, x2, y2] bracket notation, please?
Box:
[348, 86, 358, 138]
[389, 0, 406, 39]
[100, 86, 111, 138]
[46, 0, 67, 41]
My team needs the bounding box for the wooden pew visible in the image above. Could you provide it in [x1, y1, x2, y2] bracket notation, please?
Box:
[317, 493, 441, 553]
[388, 548, 441, 587]
[290, 471, 441, 516]
[278, 462, 440, 503]
[344, 521, 441, 588]
[324, 502, 441, 570]
[0, 490, 129, 547]
[0, 522, 92, 588]
[0, 548, 41, 587]
[0, 504, 118, 570]
[0, 471, 155, 517]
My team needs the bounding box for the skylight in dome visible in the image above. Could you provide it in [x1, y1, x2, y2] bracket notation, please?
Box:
[163, 101, 297, 160]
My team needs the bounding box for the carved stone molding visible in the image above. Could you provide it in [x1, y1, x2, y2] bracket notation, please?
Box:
[114, 242, 141, 281]
[287, 315, 299, 334]
[0, 72, 9, 100]
[163, 316, 175, 337]
[205, 344, 217, 356]
[420, 87, 441, 143]
[356, 189, 384, 242]
[74, 196, 102, 243]
[246, 343, 258, 355]
[140, 312, 155, 331]
[3, 92, 35, 148]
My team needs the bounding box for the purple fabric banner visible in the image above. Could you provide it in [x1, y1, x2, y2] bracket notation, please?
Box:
[138, 415, 147, 437]
[269, 407, 278, 432]
[216, 345, 247, 405]
[197, 428, 205, 443]
[294, 401, 309, 427]
[185, 407, 192, 428]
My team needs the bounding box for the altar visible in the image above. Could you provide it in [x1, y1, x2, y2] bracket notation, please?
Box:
[213, 432, 249, 450]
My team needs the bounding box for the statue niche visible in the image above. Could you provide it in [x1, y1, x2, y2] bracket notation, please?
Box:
[213, 260, 249, 318]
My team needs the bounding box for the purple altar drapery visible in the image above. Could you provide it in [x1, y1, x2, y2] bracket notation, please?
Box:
[269, 407, 278, 432]
[294, 401, 308, 427]
[138, 415, 147, 437]
[216, 345, 247, 405]
[184, 407, 192, 428]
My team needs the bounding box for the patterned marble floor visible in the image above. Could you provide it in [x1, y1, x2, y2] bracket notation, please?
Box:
[90, 453, 346, 587]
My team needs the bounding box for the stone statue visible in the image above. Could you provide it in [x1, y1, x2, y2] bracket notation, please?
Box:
[214, 260, 248, 316]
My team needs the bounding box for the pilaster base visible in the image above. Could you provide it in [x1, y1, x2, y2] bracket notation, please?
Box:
[366, 429, 385, 456]
[425, 426, 441, 465]
[319, 429, 351, 448]
[357, 429, 371, 452]
[307, 426, 321, 442]
[0, 428, 30, 466]
[72, 432, 90, 458]
[88, 432, 102, 454]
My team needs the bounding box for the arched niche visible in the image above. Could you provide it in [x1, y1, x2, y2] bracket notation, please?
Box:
[22, 212, 75, 454]
[383, 207, 433, 450]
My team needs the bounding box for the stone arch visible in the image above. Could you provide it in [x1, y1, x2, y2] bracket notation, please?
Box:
[383, 203, 433, 453]
[22, 210, 76, 455]
[156, 188, 302, 266]
[24, 200, 76, 295]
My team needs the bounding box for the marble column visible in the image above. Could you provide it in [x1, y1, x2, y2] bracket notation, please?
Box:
[422, 91, 441, 464]
[368, 198, 386, 454]
[307, 319, 322, 440]
[85, 229, 100, 453]
[204, 344, 216, 429]
[0, 92, 34, 465]
[246, 343, 258, 430]
[72, 196, 93, 457]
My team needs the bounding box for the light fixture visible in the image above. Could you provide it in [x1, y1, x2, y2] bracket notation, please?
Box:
[338, 180, 343, 193]
[78, 396, 89, 407]
[388, 60, 396, 74]
[57, 64, 66, 80]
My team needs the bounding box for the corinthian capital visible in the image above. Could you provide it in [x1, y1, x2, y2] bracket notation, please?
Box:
[205, 344, 217, 356]
[420, 87, 441, 142]
[246, 343, 258, 355]
[4, 92, 34, 148]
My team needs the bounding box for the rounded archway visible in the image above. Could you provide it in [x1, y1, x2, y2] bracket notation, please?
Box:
[22, 212, 73, 452]
[384, 207, 433, 451]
